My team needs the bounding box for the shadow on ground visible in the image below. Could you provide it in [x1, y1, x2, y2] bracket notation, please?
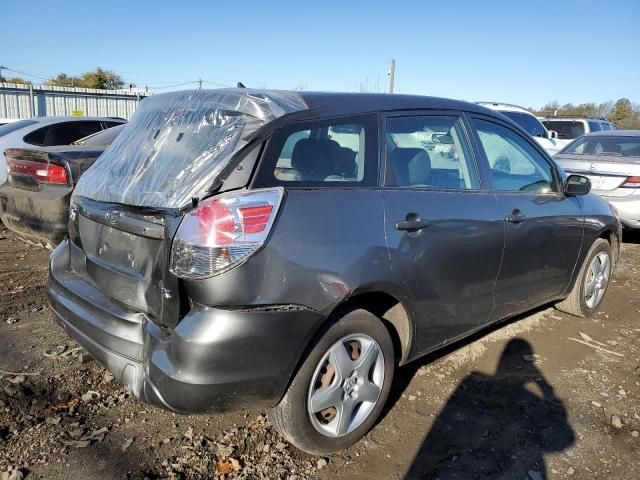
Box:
[401, 339, 575, 479]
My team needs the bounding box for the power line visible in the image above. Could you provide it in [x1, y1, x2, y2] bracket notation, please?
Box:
[2, 67, 50, 81]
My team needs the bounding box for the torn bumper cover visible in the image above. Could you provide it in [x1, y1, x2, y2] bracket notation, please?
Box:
[47, 239, 324, 413]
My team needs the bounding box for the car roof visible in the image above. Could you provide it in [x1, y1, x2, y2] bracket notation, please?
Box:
[297, 91, 492, 116]
[586, 130, 640, 137]
[475, 102, 531, 114]
[26, 116, 126, 125]
[542, 117, 613, 122]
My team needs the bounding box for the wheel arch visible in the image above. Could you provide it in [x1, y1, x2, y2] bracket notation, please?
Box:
[327, 290, 414, 366]
[598, 228, 619, 269]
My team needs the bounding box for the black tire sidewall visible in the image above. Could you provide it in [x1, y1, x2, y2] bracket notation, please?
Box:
[578, 239, 612, 316]
[278, 309, 395, 454]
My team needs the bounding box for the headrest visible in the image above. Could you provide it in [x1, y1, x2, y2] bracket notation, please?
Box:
[291, 138, 340, 180]
[390, 148, 431, 186]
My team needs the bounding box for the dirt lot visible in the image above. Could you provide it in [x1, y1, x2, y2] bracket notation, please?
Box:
[1, 225, 639, 480]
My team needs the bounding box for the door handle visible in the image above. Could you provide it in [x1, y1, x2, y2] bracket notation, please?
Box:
[395, 219, 431, 231]
[505, 210, 527, 224]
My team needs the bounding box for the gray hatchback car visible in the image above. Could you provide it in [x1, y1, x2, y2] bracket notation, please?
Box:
[47, 89, 621, 454]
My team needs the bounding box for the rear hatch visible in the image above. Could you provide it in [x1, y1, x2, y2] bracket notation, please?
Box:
[67, 89, 307, 327]
[67, 198, 183, 327]
[555, 153, 640, 197]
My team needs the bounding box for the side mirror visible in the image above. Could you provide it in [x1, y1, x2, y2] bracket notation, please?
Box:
[564, 174, 591, 196]
[547, 130, 558, 140]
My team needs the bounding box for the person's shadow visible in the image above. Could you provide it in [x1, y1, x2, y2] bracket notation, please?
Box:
[405, 338, 575, 480]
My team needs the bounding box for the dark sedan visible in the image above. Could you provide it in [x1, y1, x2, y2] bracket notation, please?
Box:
[0, 124, 124, 247]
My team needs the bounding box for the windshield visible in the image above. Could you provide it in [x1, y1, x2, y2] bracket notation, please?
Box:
[73, 89, 307, 208]
[0, 119, 37, 138]
[563, 135, 640, 157]
[542, 120, 585, 139]
[74, 124, 125, 146]
[499, 111, 546, 137]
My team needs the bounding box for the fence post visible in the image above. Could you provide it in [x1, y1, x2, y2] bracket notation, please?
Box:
[28, 84, 35, 117]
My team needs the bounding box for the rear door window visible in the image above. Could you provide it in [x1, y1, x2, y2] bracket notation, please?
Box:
[588, 121, 603, 132]
[474, 118, 558, 194]
[75, 124, 125, 146]
[23, 126, 50, 146]
[103, 121, 125, 129]
[44, 121, 103, 146]
[255, 114, 378, 187]
[385, 115, 479, 190]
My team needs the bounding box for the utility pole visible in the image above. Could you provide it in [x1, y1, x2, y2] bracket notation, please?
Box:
[0, 65, 5, 82]
[198, 78, 203, 89]
[388, 59, 395, 94]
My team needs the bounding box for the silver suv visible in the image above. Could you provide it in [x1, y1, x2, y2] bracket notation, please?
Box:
[542, 117, 618, 151]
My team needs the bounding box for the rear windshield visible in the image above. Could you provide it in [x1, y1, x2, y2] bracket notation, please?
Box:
[73, 90, 307, 208]
[542, 120, 585, 139]
[563, 135, 640, 157]
[0, 119, 37, 138]
[74, 124, 125, 146]
[498, 111, 546, 137]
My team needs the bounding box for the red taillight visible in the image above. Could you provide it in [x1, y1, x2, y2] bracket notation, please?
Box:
[170, 188, 284, 279]
[239, 205, 274, 234]
[7, 158, 68, 184]
[620, 176, 640, 188]
[196, 200, 235, 245]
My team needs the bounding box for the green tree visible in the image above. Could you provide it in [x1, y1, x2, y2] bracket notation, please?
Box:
[609, 98, 634, 128]
[4, 77, 32, 85]
[79, 68, 125, 90]
[46, 73, 82, 87]
[46, 68, 125, 90]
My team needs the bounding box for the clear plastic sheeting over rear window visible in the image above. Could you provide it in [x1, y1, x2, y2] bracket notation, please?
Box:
[72, 89, 307, 208]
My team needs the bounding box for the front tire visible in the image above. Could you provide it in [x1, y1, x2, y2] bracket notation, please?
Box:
[556, 238, 612, 317]
[268, 309, 395, 455]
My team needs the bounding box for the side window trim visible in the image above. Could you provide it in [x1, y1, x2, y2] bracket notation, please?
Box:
[381, 110, 485, 191]
[467, 113, 563, 194]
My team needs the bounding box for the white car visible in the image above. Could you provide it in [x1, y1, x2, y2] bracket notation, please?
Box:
[477, 102, 561, 156]
[541, 117, 618, 151]
[554, 130, 640, 229]
[0, 116, 125, 184]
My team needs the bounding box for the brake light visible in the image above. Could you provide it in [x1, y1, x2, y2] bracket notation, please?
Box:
[170, 188, 284, 279]
[620, 176, 640, 188]
[7, 158, 68, 184]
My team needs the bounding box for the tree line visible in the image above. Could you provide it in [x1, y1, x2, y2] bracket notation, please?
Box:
[0, 68, 126, 90]
[532, 98, 640, 130]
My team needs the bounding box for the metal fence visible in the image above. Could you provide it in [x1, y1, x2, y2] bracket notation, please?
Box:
[0, 83, 152, 120]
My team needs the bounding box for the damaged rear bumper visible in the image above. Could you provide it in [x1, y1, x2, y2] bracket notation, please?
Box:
[47, 239, 324, 413]
[0, 184, 71, 247]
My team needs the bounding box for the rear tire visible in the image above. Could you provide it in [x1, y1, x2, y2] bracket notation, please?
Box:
[556, 238, 612, 317]
[268, 309, 394, 455]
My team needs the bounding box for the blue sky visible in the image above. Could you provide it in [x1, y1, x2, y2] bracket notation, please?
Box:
[1, 0, 638, 108]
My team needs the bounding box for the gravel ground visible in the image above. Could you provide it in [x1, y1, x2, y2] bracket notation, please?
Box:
[0, 224, 638, 479]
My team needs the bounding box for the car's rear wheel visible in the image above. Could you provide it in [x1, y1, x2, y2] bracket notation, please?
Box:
[556, 238, 612, 317]
[268, 309, 394, 454]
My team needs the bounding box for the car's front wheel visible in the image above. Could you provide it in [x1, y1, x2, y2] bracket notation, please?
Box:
[556, 238, 612, 317]
[268, 309, 395, 454]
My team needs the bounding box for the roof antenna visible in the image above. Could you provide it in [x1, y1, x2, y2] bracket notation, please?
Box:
[237, 82, 246, 88]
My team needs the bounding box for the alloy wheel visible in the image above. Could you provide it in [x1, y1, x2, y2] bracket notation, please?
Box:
[307, 334, 385, 437]
[584, 251, 611, 309]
